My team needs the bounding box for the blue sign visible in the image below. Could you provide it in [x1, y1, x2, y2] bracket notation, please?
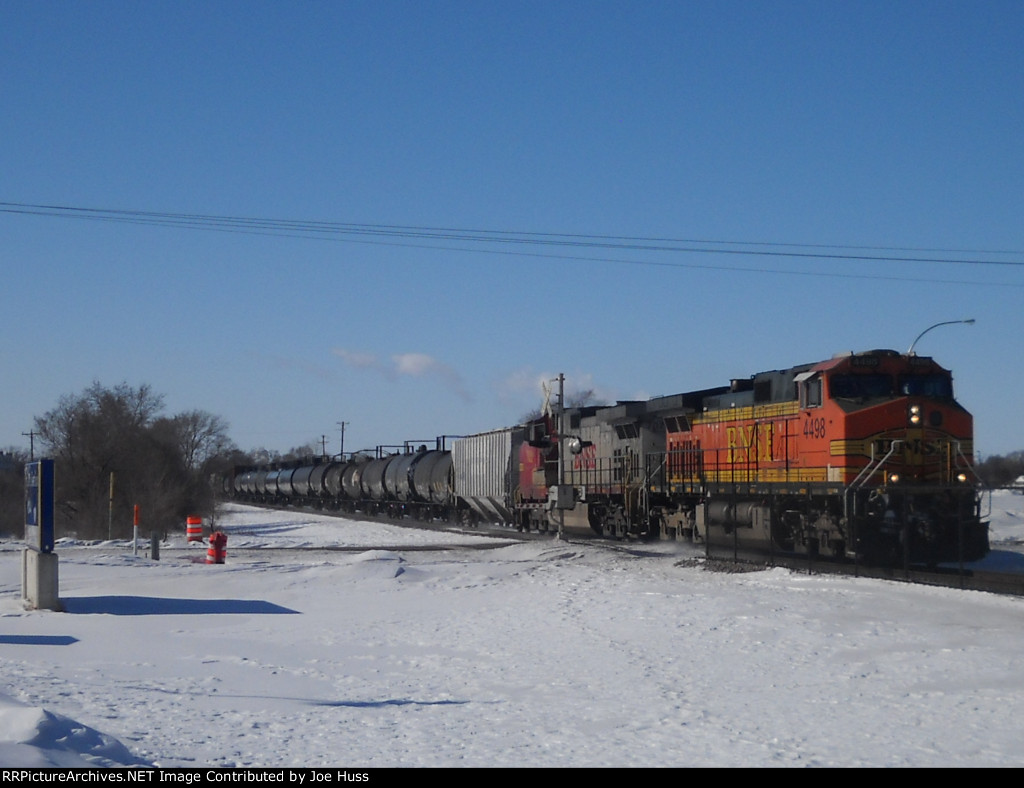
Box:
[25, 460, 55, 553]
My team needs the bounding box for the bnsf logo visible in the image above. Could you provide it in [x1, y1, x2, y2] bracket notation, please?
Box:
[875, 438, 945, 457]
[725, 423, 774, 463]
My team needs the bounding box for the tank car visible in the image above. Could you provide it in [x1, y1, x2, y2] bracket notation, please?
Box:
[409, 447, 455, 516]
[338, 454, 370, 505]
[226, 440, 457, 520]
[356, 442, 454, 519]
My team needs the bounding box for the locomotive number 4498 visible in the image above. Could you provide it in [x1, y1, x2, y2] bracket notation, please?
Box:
[803, 417, 827, 440]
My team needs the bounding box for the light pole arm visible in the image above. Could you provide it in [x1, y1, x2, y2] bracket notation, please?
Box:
[907, 319, 975, 355]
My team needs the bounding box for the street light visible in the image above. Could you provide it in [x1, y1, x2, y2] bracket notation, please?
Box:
[907, 319, 975, 356]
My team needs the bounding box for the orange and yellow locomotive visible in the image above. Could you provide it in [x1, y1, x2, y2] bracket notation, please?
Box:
[518, 349, 988, 565]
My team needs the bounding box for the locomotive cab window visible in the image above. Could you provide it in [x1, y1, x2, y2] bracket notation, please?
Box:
[830, 374, 894, 400]
[795, 372, 822, 409]
[898, 373, 953, 399]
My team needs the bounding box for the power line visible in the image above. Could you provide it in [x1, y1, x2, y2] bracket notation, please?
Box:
[2, 200, 1022, 284]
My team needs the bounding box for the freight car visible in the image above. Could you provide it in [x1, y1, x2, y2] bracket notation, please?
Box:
[225, 349, 989, 567]
[229, 441, 454, 521]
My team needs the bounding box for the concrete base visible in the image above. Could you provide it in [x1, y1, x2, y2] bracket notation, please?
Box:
[22, 549, 61, 611]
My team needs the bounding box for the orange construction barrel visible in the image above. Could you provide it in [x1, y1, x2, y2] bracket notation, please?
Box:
[186, 516, 204, 543]
[206, 531, 227, 564]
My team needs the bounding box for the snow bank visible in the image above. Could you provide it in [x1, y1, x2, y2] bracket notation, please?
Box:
[0, 492, 1022, 767]
[0, 692, 148, 767]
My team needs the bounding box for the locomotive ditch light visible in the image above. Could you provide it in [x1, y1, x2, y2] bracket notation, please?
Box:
[888, 472, 901, 484]
[956, 472, 969, 483]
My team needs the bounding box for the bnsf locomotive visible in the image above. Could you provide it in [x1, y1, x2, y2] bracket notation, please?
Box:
[226, 349, 989, 566]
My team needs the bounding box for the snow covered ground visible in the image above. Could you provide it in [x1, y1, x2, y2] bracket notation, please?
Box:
[1, 490, 1024, 768]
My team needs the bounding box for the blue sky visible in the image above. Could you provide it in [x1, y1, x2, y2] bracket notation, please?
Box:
[2, 1, 1022, 459]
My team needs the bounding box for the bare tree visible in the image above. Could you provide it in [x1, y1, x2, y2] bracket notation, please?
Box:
[281, 442, 321, 464]
[155, 410, 234, 473]
[0, 447, 29, 537]
[976, 451, 1024, 487]
[33, 382, 230, 539]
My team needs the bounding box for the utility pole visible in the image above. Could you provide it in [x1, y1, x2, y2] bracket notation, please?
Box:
[108, 472, 115, 540]
[556, 374, 565, 541]
[21, 431, 36, 461]
[336, 421, 348, 459]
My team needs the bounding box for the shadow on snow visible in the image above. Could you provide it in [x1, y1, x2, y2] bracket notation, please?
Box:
[0, 635, 79, 646]
[60, 596, 299, 616]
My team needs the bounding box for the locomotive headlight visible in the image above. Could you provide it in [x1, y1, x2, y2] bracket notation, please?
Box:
[908, 404, 922, 425]
[566, 436, 593, 455]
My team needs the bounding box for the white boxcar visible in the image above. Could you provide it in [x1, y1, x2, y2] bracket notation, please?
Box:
[452, 427, 518, 524]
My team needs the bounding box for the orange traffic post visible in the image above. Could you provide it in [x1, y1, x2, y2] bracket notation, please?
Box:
[186, 516, 203, 543]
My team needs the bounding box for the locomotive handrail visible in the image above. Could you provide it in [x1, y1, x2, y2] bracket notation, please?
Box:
[952, 440, 986, 486]
[844, 440, 901, 559]
[644, 455, 667, 491]
[850, 439, 903, 490]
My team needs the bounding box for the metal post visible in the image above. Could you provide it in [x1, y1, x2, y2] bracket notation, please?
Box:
[557, 374, 565, 541]
[108, 472, 115, 541]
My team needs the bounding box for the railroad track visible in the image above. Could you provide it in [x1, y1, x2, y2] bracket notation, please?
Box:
[696, 543, 1024, 595]
[216, 501, 551, 543]
[218, 502, 1024, 596]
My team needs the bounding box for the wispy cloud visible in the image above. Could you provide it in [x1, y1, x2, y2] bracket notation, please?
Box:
[392, 353, 471, 401]
[332, 348, 378, 369]
[392, 353, 437, 377]
[260, 353, 336, 381]
[333, 348, 472, 402]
